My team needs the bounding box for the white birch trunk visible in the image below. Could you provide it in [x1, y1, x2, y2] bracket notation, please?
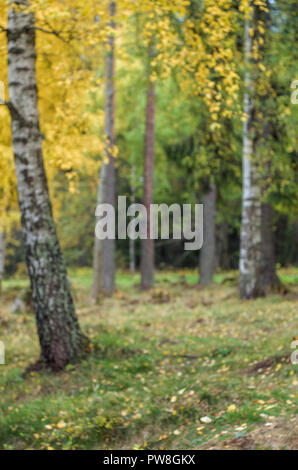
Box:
[239, 13, 263, 299]
[7, 1, 86, 370]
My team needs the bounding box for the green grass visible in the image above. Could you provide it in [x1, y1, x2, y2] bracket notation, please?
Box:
[0, 268, 297, 450]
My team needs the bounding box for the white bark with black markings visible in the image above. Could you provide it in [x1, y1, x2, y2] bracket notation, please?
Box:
[239, 13, 263, 299]
[7, 2, 86, 370]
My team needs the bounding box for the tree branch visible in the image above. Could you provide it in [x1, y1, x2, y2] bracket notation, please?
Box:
[34, 27, 69, 43]
[2, 100, 45, 139]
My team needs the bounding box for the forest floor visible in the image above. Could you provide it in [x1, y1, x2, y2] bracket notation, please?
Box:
[0, 268, 297, 450]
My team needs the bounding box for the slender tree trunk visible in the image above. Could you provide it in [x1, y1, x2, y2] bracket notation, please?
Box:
[260, 202, 281, 292]
[92, 0, 116, 299]
[290, 220, 298, 265]
[91, 162, 106, 301]
[0, 230, 6, 296]
[216, 221, 229, 271]
[199, 183, 216, 285]
[7, 2, 87, 371]
[129, 234, 135, 274]
[141, 76, 155, 290]
[239, 11, 263, 299]
[129, 166, 136, 274]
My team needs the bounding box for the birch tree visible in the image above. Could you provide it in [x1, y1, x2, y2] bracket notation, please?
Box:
[6, 1, 87, 371]
[239, 2, 265, 299]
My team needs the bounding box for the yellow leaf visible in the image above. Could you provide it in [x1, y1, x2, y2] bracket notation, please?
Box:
[57, 420, 67, 429]
[227, 404, 236, 413]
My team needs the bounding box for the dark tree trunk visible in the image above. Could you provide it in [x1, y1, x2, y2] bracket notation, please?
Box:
[141, 76, 155, 290]
[92, 0, 116, 298]
[129, 166, 136, 274]
[7, 2, 87, 371]
[199, 183, 216, 285]
[91, 161, 106, 301]
[216, 221, 229, 271]
[260, 203, 281, 292]
[102, 0, 116, 295]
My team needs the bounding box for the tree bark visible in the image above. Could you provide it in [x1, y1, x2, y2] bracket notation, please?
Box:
[91, 162, 106, 301]
[92, 0, 116, 299]
[239, 11, 263, 299]
[7, 2, 87, 371]
[0, 230, 6, 297]
[141, 76, 155, 290]
[216, 221, 229, 271]
[129, 166, 136, 274]
[199, 183, 216, 285]
[260, 202, 281, 292]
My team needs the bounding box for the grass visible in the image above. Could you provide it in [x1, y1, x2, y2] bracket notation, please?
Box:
[0, 267, 297, 450]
